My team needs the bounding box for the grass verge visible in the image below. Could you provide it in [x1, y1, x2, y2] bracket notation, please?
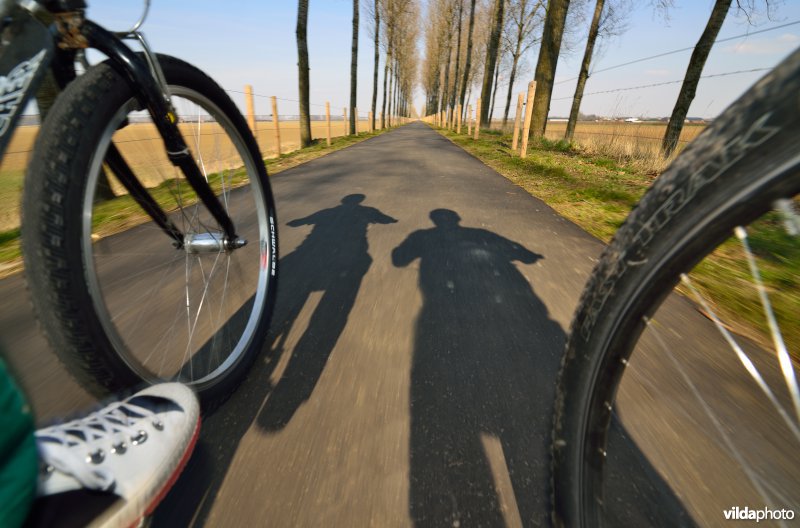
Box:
[0, 128, 390, 278]
[435, 126, 799, 354]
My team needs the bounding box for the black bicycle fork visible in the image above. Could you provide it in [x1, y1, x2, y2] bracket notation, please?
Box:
[80, 21, 239, 249]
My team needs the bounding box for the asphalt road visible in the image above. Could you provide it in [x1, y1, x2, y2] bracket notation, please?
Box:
[2, 122, 797, 527]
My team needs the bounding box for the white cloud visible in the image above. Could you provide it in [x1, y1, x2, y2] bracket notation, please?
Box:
[724, 34, 800, 55]
[778, 33, 800, 43]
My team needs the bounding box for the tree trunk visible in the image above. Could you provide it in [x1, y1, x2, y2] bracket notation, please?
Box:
[480, 0, 505, 124]
[662, 0, 732, 157]
[450, 0, 464, 113]
[381, 0, 393, 129]
[529, 0, 570, 139]
[502, 53, 520, 127]
[350, 0, 359, 135]
[388, 60, 395, 125]
[458, 0, 477, 111]
[382, 55, 390, 128]
[488, 56, 501, 126]
[441, 26, 454, 123]
[371, 0, 380, 131]
[296, 0, 312, 147]
[565, 0, 604, 142]
[395, 77, 401, 119]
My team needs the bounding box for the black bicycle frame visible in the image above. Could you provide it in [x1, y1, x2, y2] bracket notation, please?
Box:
[0, 1, 239, 247]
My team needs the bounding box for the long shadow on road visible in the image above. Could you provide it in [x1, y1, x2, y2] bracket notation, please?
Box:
[393, 209, 565, 526]
[153, 194, 396, 526]
[259, 193, 397, 430]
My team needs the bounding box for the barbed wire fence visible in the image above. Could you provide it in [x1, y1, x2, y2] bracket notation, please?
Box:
[0, 84, 407, 232]
[429, 19, 799, 159]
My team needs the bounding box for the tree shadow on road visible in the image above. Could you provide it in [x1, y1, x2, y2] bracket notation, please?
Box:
[392, 209, 565, 526]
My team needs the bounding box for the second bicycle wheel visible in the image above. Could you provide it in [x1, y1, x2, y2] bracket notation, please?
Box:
[551, 50, 800, 526]
[23, 55, 278, 406]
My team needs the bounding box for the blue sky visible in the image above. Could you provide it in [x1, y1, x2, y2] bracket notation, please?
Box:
[86, 0, 800, 120]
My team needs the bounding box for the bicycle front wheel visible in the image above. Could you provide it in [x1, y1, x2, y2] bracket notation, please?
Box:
[23, 55, 278, 407]
[551, 50, 800, 526]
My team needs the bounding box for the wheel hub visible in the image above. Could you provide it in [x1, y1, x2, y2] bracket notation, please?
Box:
[183, 232, 247, 253]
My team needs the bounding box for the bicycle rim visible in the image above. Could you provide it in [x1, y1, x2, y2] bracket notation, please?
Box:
[81, 86, 271, 388]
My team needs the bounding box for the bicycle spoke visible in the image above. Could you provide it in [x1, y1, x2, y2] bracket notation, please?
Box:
[775, 198, 799, 236]
[184, 250, 223, 375]
[735, 225, 800, 423]
[645, 317, 781, 515]
[680, 273, 800, 441]
[82, 78, 272, 391]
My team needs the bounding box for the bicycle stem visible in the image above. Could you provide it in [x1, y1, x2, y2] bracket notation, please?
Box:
[80, 20, 239, 245]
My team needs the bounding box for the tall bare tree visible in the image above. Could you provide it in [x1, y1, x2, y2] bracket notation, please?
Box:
[458, 0, 477, 117]
[440, 6, 455, 118]
[529, 0, 571, 138]
[390, 1, 419, 121]
[661, 0, 730, 156]
[449, 0, 465, 115]
[480, 0, 506, 125]
[564, 0, 627, 141]
[564, 0, 604, 141]
[381, 0, 393, 128]
[297, 0, 312, 147]
[501, 0, 544, 127]
[371, 0, 380, 130]
[350, 0, 360, 134]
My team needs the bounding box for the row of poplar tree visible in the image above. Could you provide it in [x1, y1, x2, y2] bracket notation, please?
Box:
[294, 0, 774, 157]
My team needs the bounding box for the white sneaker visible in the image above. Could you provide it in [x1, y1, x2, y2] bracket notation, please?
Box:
[30, 383, 200, 528]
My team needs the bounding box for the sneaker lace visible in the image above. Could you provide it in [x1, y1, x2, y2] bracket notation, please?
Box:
[36, 400, 158, 492]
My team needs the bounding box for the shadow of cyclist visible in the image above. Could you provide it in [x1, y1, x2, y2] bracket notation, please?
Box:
[258, 193, 397, 431]
[154, 194, 396, 526]
[392, 209, 565, 526]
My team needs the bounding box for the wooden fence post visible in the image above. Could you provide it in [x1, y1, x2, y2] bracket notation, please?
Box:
[368, 111, 373, 133]
[456, 104, 462, 134]
[467, 105, 472, 136]
[343, 108, 348, 136]
[520, 81, 537, 158]
[511, 92, 524, 153]
[270, 96, 281, 157]
[355, 107, 359, 134]
[325, 102, 332, 146]
[244, 85, 256, 134]
[474, 98, 481, 140]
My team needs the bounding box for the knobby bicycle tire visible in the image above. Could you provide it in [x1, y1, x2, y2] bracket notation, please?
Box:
[22, 55, 279, 408]
[551, 49, 800, 526]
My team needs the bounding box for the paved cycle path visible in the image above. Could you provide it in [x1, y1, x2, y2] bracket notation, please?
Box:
[2, 122, 794, 526]
[159, 121, 598, 527]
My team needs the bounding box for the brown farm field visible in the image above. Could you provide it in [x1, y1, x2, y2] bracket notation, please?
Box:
[485, 119, 707, 171]
[542, 120, 706, 149]
[0, 119, 367, 231]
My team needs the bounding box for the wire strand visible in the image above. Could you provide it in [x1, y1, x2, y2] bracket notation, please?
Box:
[554, 19, 800, 86]
[552, 67, 771, 100]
